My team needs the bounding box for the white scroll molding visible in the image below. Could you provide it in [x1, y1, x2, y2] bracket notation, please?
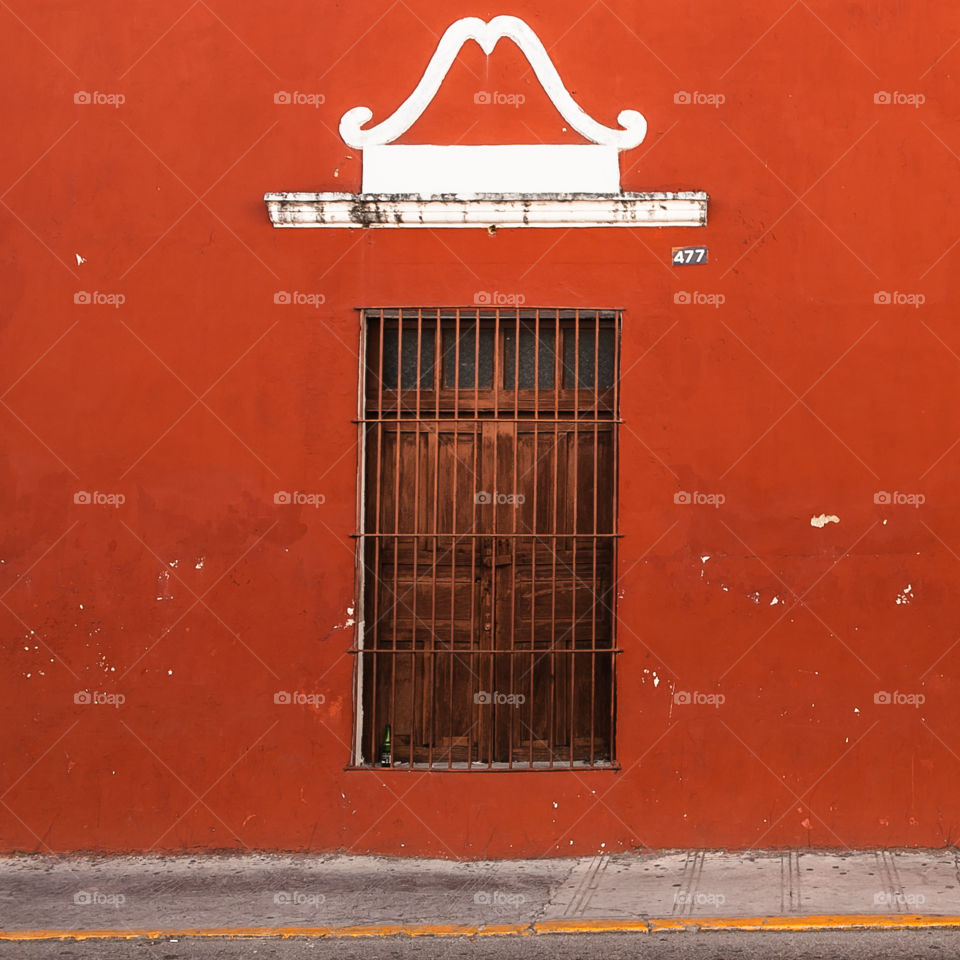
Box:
[339, 15, 647, 151]
[339, 14, 648, 194]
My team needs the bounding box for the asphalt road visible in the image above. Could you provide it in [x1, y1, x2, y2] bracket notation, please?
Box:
[1, 932, 958, 959]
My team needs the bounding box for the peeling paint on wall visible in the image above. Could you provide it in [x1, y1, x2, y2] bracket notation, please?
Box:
[810, 514, 840, 528]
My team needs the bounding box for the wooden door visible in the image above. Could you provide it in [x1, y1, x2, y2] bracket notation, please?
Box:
[484, 420, 615, 764]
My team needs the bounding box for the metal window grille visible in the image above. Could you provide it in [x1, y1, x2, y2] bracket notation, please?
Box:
[354, 308, 621, 769]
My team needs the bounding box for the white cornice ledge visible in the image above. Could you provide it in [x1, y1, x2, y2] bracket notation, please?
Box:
[263, 192, 709, 229]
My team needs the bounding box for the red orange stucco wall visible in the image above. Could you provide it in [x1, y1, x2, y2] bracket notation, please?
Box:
[3, 0, 960, 856]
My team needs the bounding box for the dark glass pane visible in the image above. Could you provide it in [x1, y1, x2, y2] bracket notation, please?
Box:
[504, 326, 555, 389]
[597, 328, 615, 388]
[562, 326, 615, 388]
[381, 325, 435, 389]
[442, 325, 494, 388]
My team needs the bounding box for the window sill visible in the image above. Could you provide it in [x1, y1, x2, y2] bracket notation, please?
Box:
[345, 761, 620, 772]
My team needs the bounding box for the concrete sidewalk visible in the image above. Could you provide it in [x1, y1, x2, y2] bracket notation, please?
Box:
[2, 850, 960, 939]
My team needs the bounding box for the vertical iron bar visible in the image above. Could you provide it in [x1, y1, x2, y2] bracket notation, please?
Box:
[370, 311, 385, 765]
[428, 313, 440, 769]
[453, 308, 463, 768]
[611, 312, 621, 761]
[570, 310, 580, 766]
[590, 312, 600, 765]
[409, 312, 423, 767]
[472, 309, 482, 768]
[489, 309, 500, 768]
[549, 311, 560, 768]
[529, 310, 539, 767]
[390, 314, 403, 767]
[508, 311, 519, 769]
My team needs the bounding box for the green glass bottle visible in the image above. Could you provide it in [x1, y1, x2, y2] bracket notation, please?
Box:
[379, 725, 392, 767]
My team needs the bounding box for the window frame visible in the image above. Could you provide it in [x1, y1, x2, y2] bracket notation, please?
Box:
[352, 307, 623, 771]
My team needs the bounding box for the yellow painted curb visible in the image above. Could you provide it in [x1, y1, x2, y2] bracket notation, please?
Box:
[3, 915, 960, 940]
[535, 919, 652, 935]
[0, 924, 495, 942]
[648, 914, 960, 932]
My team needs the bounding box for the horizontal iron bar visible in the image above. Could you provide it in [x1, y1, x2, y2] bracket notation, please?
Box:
[348, 647, 623, 654]
[356, 417, 621, 424]
[352, 533, 621, 538]
[354, 306, 626, 312]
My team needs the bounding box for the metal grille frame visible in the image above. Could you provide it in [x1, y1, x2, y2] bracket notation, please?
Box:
[351, 308, 623, 771]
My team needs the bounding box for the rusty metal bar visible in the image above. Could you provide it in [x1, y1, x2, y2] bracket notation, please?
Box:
[528, 310, 539, 766]
[591, 309, 600, 765]
[389, 316, 402, 767]
[428, 312, 441, 769]
[611, 313, 621, 759]
[570, 310, 580, 767]
[508, 311, 519, 769]
[369, 309, 385, 765]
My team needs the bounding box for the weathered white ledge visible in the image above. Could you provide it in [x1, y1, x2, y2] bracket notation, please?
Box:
[263, 192, 708, 229]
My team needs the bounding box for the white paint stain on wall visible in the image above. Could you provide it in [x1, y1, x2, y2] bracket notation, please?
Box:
[896, 584, 913, 605]
[156, 569, 173, 601]
[332, 605, 357, 630]
[810, 514, 840, 528]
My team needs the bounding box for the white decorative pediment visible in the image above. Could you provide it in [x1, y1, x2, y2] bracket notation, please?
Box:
[339, 15, 647, 151]
[265, 14, 709, 228]
[340, 15, 645, 195]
